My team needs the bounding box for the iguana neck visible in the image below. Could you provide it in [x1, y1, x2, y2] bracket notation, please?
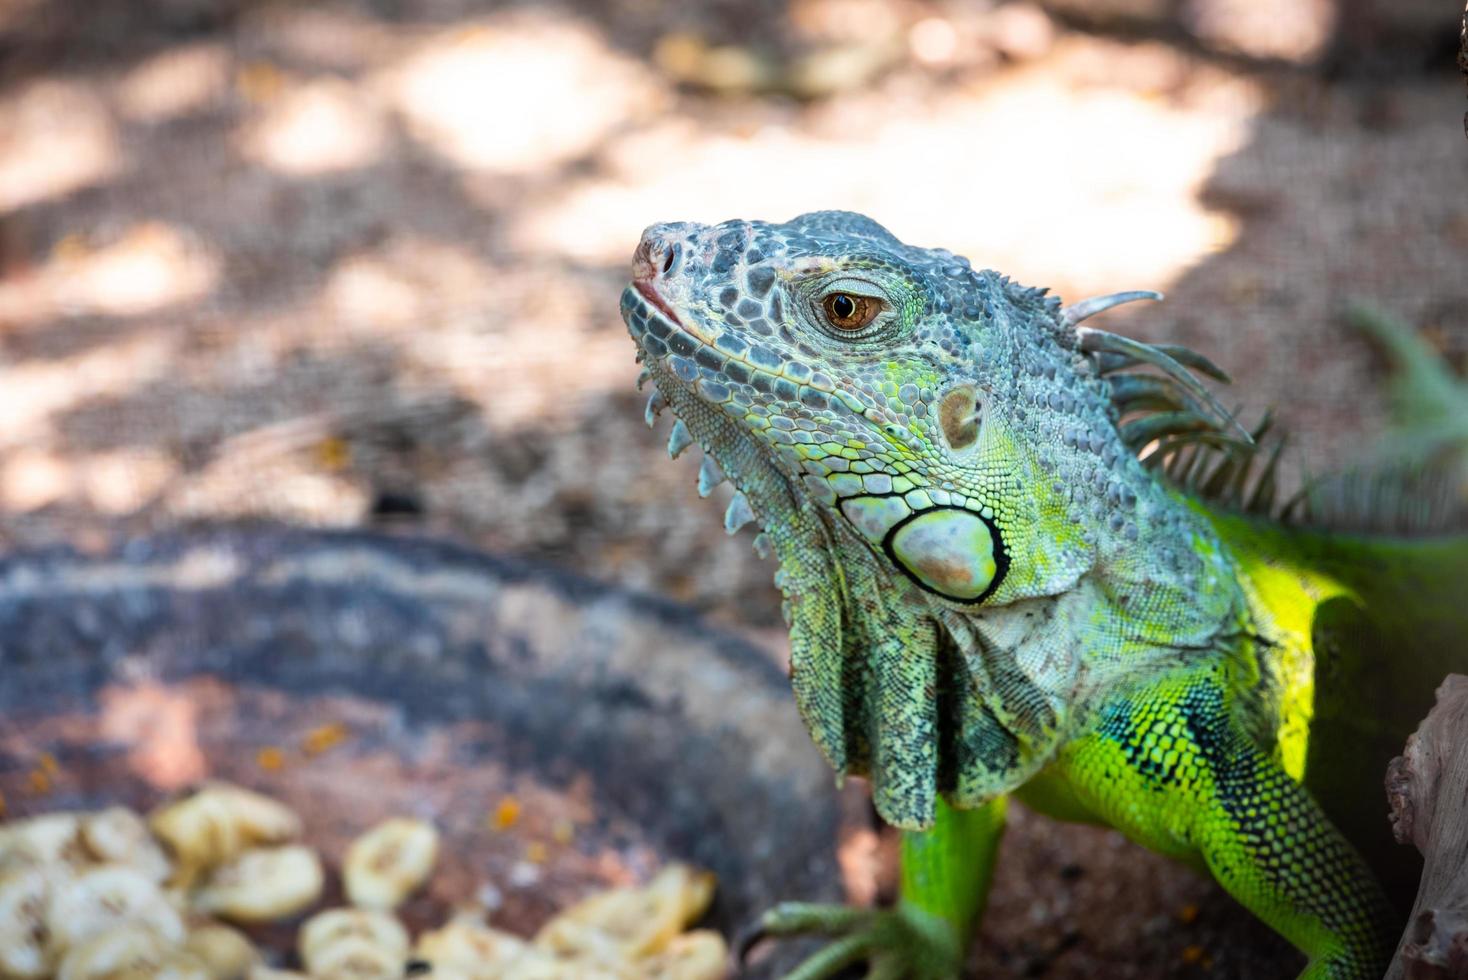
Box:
[946, 479, 1251, 780]
[756, 437, 1254, 829]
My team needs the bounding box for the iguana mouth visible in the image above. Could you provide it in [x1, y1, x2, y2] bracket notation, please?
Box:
[632, 279, 683, 329]
[622, 284, 804, 541]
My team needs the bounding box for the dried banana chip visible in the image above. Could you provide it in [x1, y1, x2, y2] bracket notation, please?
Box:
[342, 818, 439, 911]
[413, 913, 528, 976]
[150, 784, 301, 883]
[5, 792, 723, 980]
[150, 791, 239, 881]
[56, 926, 210, 980]
[640, 930, 728, 980]
[299, 908, 409, 969]
[0, 866, 54, 979]
[0, 927, 50, 980]
[498, 951, 633, 980]
[535, 865, 715, 959]
[305, 936, 402, 980]
[0, 814, 86, 870]
[195, 845, 323, 923]
[531, 919, 630, 965]
[81, 808, 172, 883]
[184, 923, 260, 980]
[46, 864, 185, 955]
[651, 865, 716, 926]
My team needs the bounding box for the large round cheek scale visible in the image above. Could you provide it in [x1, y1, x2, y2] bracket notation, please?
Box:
[888, 508, 1001, 602]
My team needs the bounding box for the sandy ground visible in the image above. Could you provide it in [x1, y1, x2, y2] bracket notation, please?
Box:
[1, 0, 1464, 632]
[1, 0, 1464, 975]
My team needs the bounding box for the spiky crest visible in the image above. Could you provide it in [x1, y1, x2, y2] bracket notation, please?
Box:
[1087, 300, 1467, 532]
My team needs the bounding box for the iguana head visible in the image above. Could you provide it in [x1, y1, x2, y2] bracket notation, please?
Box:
[622, 211, 1240, 827]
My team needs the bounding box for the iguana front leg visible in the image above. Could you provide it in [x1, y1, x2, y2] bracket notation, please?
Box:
[1060, 664, 1398, 979]
[750, 796, 1006, 978]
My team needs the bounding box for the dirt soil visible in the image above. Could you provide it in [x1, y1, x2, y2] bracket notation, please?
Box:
[0, 0, 1465, 976]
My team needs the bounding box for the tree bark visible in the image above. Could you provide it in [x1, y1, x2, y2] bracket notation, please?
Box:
[1384, 674, 1468, 979]
[1461, 0, 1467, 138]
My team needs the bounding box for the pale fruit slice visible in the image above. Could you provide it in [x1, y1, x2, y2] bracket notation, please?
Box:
[299, 908, 409, 970]
[0, 866, 54, 979]
[305, 936, 402, 980]
[183, 923, 260, 980]
[56, 926, 210, 980]
[640, 930, 728, 980]
[195, 846, 323, 923]
[45, 864, 185, 955]
[413, 913, 529, 976]
[342, 818, 439, 910]
[499, 950, 633, 980]
[535, 864, 715, 959]
[80, 808, 172, 883]
[0, 814, 85, 870]
[150, 784, 301, 883]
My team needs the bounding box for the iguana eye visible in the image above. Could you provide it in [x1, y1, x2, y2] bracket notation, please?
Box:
[822, 293, 881, 331]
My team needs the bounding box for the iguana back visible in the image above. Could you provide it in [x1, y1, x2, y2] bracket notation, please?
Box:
[1209, 511, 1468, 902]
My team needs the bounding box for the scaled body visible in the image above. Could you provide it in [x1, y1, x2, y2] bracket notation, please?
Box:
[621, 211, 1468, 978]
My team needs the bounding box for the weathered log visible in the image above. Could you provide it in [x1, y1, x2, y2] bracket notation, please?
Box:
[1384, 674, 1468, 979]
[1461, 0, 1467, 138]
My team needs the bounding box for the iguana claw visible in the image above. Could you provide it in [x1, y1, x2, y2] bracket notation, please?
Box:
[738, 901, 872, 962]
[740, 902, 963, 979]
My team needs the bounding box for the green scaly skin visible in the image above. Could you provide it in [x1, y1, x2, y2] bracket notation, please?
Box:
[620, 211, 1468, 978]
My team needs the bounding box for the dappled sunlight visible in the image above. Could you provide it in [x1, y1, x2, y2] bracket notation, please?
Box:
[514, 39, 1259, 297]
[319, 236, 635, 429]
[1185, 0, 1336, 61]
[0, 0, 1457, 645]
[907, 17, 963, 66]
[252, 5, 399, 72]
[377, 12, 666, 175]
[0, 4, 1459, 972]
[0, 79, 121, 211]
[0, 222, 219, 322]
[75, 449, 178, 514]
[414, 308, 637, 432]
[0, 448, 69, 513]
[322, 235, 494, 333]
[0, 333, 179, 447]
[0, 447, 177, 514]
[171, 456, 372, 526]
[116, 42, 231, 122]
[239, 76, 387, 176]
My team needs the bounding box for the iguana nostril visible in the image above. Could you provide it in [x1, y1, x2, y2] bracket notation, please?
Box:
[633, 229, 681, 280]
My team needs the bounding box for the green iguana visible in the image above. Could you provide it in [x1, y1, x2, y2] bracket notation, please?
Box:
[619, 211, 1468, 979]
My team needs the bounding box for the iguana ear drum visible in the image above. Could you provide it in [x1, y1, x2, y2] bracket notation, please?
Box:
[937, 385, 981, 452]
[884, 507, 1008, 604]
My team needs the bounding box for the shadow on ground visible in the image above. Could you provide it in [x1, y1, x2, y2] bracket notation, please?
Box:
[0, 0, 1463, 975]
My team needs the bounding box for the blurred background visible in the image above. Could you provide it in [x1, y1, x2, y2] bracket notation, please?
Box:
[1, 0, 1465, 975]
[0, 0, 1464, 636]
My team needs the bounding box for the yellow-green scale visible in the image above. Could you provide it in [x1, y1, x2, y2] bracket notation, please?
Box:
[1201, 507, 1468, 903]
